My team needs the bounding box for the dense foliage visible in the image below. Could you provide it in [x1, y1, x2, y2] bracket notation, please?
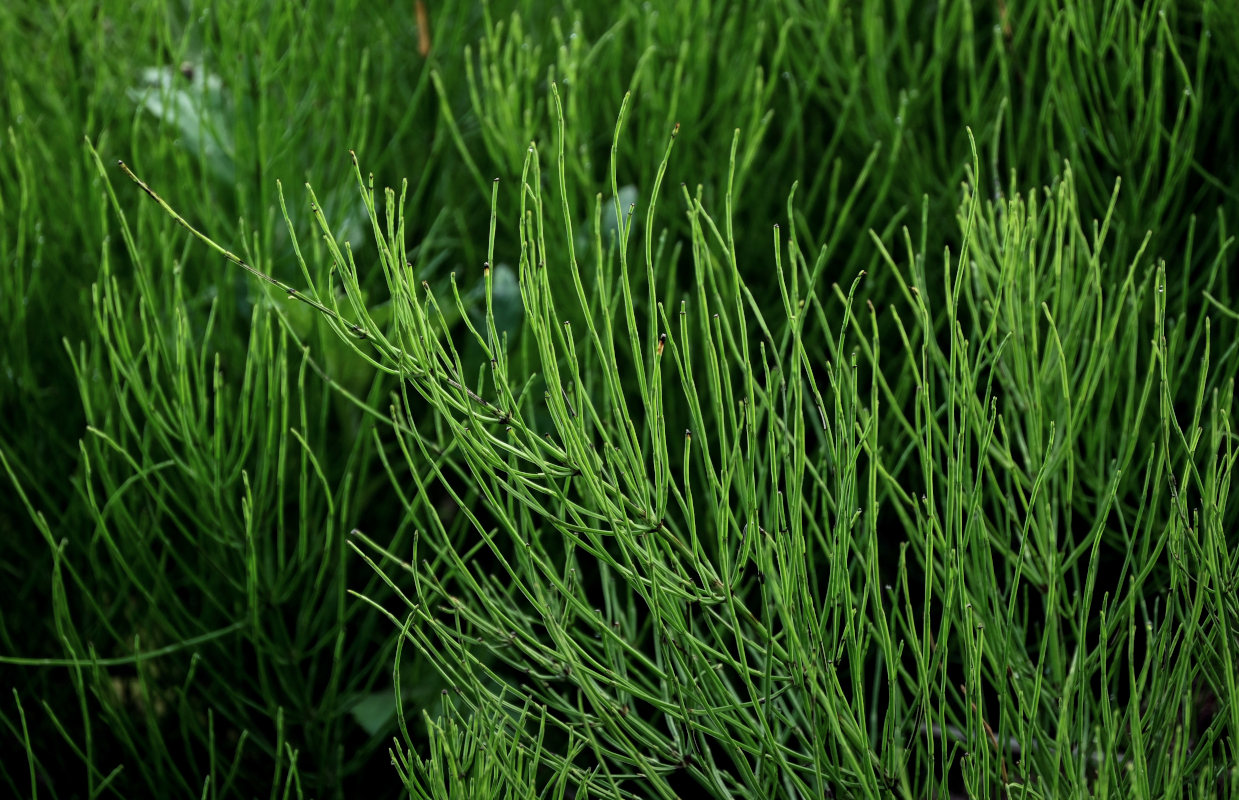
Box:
[3, 1, 1237, 798]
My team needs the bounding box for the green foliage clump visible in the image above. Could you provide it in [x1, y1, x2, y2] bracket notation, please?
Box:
[2, 1, 1237, 798]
